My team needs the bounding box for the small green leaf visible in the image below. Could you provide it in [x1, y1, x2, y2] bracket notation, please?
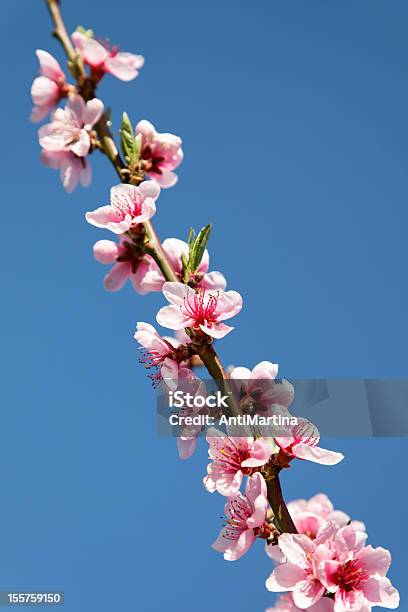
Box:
[187, 227, 196, 249]
[190, 223, 212, 272]
[181, 252, 189, 282]
[134, 133, 143, 161]
[120, 112, 136, 164]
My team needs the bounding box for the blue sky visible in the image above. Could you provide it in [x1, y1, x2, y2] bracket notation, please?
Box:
[0, 0, 407, 610]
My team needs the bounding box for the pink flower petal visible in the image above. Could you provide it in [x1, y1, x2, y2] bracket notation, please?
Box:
[292, 443, 344, 465]
[162, 281, 189, 306]
[103, 262, 130, 291]
[79, 158, 92, 187]
[133, 197, 156, 222]
[139, 180, 161, 200]
[223, 529, 255, 561]
[31, 76, 59, 107]
[152, 169, 178, 188]
[177, 435, 197, 459]
[83, 98, 104, 129]
[292, 579, 325, 609]
[357, 546, 391, 577]
[36, 49, 64, 81]
[216, 290, 243, 321]
[362, 576, 399, 608]
[156, 304, 191, 330]
[60, 156, 80, 193]
[266, 563, 309, 591]
[200, 270, 227, 291]
[70, 129, 90, 157]
[105, 52, 144, 81]
[278, 533, 314, 569]
[66, 93, 85, 121]
[162, 238, 187, 276]
[93, 239, 119, 264]
[200, 322, 234, 339]
[72, 32, 108, 66]
[135, 119, 155, 142]
[85, 205, 119, 229]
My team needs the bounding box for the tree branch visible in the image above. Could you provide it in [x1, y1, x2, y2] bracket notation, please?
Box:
[43, 0, 296, 535]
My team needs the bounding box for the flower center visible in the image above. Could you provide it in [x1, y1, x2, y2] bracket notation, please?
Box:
[141, 144, 165, 175]
[180, 289, 219, 329]
[111, 191, 142, 220]
[116, 240, 144, 273]
[222, 497, 252, 540]
[336, 559, 368, 592]
[292, 420, 320, 447]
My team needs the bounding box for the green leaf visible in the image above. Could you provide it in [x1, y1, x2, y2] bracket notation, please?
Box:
[187, 227, 196, 249]
[134, 133, 143, 161]
[120, 112, 137, 164]
[190, 223, 212, 272]
[181, 252, 189, 282]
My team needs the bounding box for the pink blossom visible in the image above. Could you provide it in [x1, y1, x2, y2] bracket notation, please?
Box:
[136, 120, 183, 188]
[266, 525, 337, 609]
[39, 94, 103, 157]
[156, 282, 243, 339]
[229, 361, 294, 414]
[174, 369, 208, 459]
[93, 237, 156, 292]
[275, 419, 344, 466]
[287, 494, 365, 536]
[40, 149, 91, 193]
[267, 593, 334, 612]
[31, 50, 67, 122]
[212, 472, 269, 561]
[72, 31, 144, 81]
[86, 182, 159, 234]
[266, 494, 365, 564]
[134, 322, 188, 390]
[317, 525, 399, 611]
[204, 427, 272, 495]
[139, 238, 227, 292]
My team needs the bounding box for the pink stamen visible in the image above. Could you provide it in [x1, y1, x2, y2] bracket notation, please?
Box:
[180, 289, 220, 329]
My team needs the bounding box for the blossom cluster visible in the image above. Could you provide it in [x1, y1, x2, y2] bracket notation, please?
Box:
[266, 494, 399, 611]
[32, 10, 400, 612]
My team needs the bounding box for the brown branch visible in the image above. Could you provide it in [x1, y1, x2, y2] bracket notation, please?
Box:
[43, 0, 296, 535]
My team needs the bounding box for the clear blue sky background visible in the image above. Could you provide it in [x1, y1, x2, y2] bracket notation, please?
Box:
[0, 1, 407, 610]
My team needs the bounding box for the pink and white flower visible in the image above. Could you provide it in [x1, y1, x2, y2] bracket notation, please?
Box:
[134, 322, 189, 389]
[39, 94, 103, 157]
[86, 182, 159, 234]
[267, 523, 399, 611]
[266, 494, 365, 564]
[204, 427, 272, 495]
[317, 525, 399, 611]
[229, 361, 294, 414]
[275, 419, 344, 466]
[139, 238, 227, 292]
[40, 149, 91, 193]
[266, 525, 338, 609]
[213, 472, 269, 561]
[72, 31, 144, 81]
[31, 50, 67, 122]
[93, 237, 157, 292]
[156, 282, 243, 339]
[267, 593, 334, 612]
[173, 368, 208, 459]
[136, 120, 183, 188]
